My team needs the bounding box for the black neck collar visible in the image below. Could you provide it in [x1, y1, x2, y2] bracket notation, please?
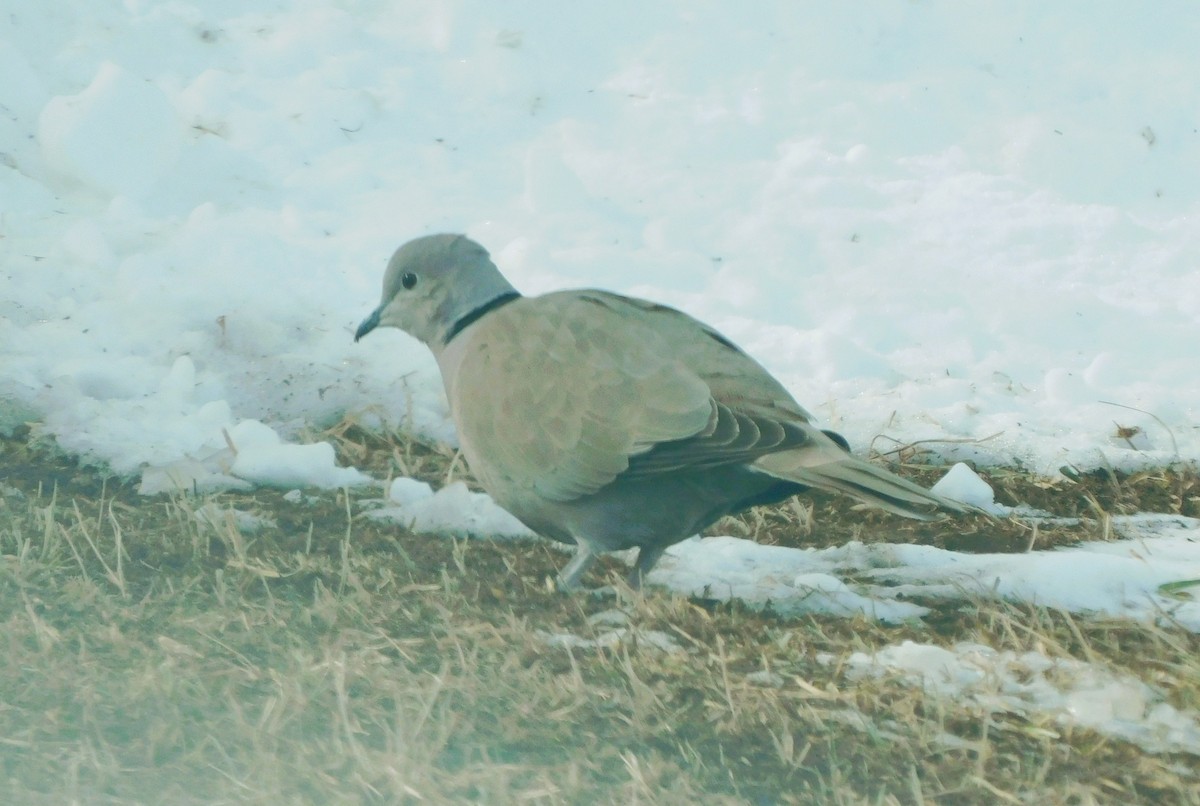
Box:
[443, 291, 521, 345]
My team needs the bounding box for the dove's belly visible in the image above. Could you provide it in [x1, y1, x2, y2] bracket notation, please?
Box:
[493, 464, 806, 554]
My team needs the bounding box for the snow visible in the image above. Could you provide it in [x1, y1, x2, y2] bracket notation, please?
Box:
[3, 0, 1200, 757]
[194, 501, 276, 535]
[650, 513, 1200, 632]
[539, 609, 684, 654]
[224, 418, 372, 489]
[39, 62, 184, 197]
[648, 537, 930, 623]
[4, 2, 1199, 482]
[930, 461, 1001, 511]
[838, 640, 1200, 756]
[368, 477, 534, 539]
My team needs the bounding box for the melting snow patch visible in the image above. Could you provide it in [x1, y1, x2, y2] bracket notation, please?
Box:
[745, 670, 786, 688]
[387, 477, 434, 505]
[132, 387, 371, 493]
[541, 630, 625, 651]
[649, 536, 929, 623]
[842, 640, 1200, 756]
[873, 516, 1200, 629]
[194, 503, 276, 534]
[369, 480, 535, 540]
[539, 628, 683, 654]
[649, 516, 1200, 631]
[139, 457, 252, 495]
[226, 420, 371, 489]
[587, 609, 632, 628]
[931, 462, 1000, 512]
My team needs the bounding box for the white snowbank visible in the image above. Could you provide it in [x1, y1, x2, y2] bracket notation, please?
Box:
[3, 1, 1200, 483]
[38, 62, 183, 196]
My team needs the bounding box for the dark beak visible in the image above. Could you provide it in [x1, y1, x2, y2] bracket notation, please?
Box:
[354, 308, 381, 342]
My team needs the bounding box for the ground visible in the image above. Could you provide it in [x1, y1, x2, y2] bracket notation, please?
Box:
[1, 425, 1198, 805]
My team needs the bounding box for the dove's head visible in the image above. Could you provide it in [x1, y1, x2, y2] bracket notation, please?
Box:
[355, 234, 520, 349]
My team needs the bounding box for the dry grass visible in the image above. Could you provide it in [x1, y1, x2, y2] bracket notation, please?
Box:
[1, 425, 1198, 804]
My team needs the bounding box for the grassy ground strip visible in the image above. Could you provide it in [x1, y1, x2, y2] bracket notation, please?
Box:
[0, 429, 1198, 804]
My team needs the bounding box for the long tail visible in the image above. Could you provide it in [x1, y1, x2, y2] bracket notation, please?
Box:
[754, 446, 967, 520]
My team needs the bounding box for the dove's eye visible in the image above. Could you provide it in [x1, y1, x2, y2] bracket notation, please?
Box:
[401, 272, 418, 290]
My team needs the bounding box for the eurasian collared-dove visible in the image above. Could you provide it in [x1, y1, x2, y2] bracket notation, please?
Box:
[356, 234, 966, 589]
